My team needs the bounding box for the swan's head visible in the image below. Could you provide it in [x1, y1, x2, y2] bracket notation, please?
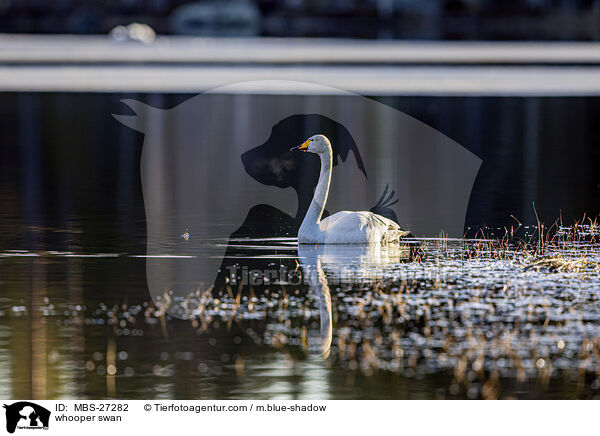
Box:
[290, 134, 331, 155]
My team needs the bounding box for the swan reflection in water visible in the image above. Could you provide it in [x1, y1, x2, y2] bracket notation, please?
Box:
[297, 243, 412, 359]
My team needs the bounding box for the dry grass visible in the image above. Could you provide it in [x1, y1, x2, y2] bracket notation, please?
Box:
[524, 256, 600, 273]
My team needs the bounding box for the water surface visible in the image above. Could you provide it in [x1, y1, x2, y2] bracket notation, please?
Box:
[1, 228, 599, 399]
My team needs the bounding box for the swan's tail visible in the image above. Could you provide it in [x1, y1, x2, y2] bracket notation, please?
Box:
[382, 228, 411, 244]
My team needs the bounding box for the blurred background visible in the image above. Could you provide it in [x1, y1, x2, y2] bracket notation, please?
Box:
[1, 0, 600, 39]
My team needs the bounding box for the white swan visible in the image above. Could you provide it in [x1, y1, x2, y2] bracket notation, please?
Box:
[291, 134, 410, 244]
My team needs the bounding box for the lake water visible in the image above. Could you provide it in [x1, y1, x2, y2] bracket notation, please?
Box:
[1, 231, 599, 399]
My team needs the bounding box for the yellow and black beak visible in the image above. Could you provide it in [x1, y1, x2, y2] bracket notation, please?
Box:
[290, 139, 311, 152]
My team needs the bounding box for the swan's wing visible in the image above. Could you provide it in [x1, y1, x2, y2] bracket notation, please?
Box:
[320, 211, 409, 243]
[320, 211, 352, 227]
[370, 184, 399, 217]
[320, 211, 371, 232]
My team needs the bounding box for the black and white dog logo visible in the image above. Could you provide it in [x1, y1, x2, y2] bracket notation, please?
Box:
[3, 402, 50, 433]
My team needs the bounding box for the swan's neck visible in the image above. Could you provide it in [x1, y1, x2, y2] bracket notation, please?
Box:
[300, 148, 332, 233]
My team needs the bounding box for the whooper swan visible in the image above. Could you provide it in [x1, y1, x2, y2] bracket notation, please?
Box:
[290, 134, 410, 244]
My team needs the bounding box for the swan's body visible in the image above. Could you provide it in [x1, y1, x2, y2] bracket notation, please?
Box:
[291, 134, 409, 244]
